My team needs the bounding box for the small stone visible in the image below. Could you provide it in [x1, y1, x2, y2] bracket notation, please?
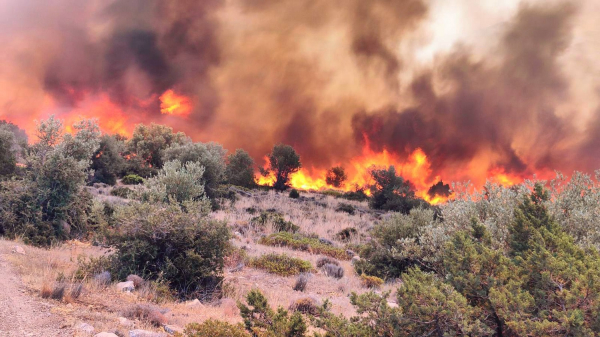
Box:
[185, 299, 204, 307]
[351, 256, 361, 264]
[11, 246, 25, 255]
[77, 322, 95, 334]
[163, 325, 184, 334]
[116, 280, 135, 292]
[94, 333, 119, 337]
[345, 249, 356, 258]
[129, 329, 168, 337]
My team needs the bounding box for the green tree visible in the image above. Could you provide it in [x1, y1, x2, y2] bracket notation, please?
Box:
[0, 126, 16, 177]
[238, 289, 307, 337]
[140, 160, 205, 204]
[127, 123, 187, 171]
[226, 149, 256, 188]
[262, 144, 301, 191]
[90, 134, 126, 185]
[325, 166, 347, 188]
[369, 166, 427, 213]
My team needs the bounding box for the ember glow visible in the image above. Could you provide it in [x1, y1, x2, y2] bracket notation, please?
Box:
[1, 0, 600, 204]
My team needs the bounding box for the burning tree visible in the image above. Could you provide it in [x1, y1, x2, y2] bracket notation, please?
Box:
[261, 144, 301, 191]
[325, 166, 347, 188]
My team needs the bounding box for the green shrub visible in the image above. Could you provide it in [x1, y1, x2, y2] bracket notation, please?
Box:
[259, 232, 349, 260]
[325, 166, 347, 188]
[183, 320, 250, 337]
[289, 189, 300, 199]
[108, 200, 230, 299]
[122, 174, 144, 185]
[335, 203, 355, 215]
[225, 149, 256, 188]
[360, 274, 383, 288]
[238, 289, 307, 337]
[110, 186, 132, 198]
[248, 253, 312, 276]
[341, 188, 369, 202]
[251, 211, 299, 233]
[335, 227, 358, 242]
[369, 166, 429, 213]
[320, 190, 343, 198]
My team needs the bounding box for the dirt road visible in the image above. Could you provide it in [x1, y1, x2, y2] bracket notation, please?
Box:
[0, 250, 73, 337]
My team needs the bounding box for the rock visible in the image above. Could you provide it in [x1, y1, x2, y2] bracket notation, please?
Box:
[319, 238, 333, 246]
[118, 316, 134, 327]
[116, 280, 135, 292]
[94, 271, 111, 285]
[185, 299, 204, 307]
[351, 256, 361, 264]
[163, 325, 184, 334]
[126, 274, 145, 288]
[229, 262, 244, 273]
[77, 322, 95, 334]
[129, 329, 168, 337]
[95, 333, 119, 337]
[11, 246, 25, 255]
[345, 249, 356, 258]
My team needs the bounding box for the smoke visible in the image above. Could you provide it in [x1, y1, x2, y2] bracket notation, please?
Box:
[0, 0, 599, 186]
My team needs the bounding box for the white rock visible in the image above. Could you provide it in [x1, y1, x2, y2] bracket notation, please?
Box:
[116, 280, 135, 292]
[11, 246, 25, 255]
[185, 299, 204, 307]
[118, 316, 134, 327]
[77, 322, 95, 334]
[94, 333, 119, 337]
[129, 329, 168, 337]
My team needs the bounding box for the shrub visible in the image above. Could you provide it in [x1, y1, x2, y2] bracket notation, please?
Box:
[251, 211, 299, 233]
[293, 273, 309, 292]
[90, 135, 126, 185]
[260, 144, 301, 191]
[124, 304, 167, 327]
[122, 174, 144, 185]
[322, 264, 344, 279]
[140, 160, 205, 204]
[110, 186, 132, 198]
[248, 253, 312, 276]
[360, 274, 383, 288]
[127, 123, 187, 170]
[238, 289, 307, 337]
[226, 149, 256, 188]
[335, 227, 358, 242]
[335, 203, 355, 215]
[289, 189, 300, 199]
[108, 200, 230, 299]
[289, 297, 320, 316]
[341, 188, 369, 202]
[183, 320, 250, 337]
[316, 256, 340, 268]
[0, 125, 16, 177]
[259, 232, 349, 260]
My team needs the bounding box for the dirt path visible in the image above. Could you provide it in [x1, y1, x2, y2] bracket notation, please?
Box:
[0, 251, 73, 337]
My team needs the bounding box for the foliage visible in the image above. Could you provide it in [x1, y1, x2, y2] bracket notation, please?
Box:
[259, 232, 349, 260]
[127, 123, 187, 171]
[182, 320, 251, 337]
[250, 211, 299, 233]
[122, 174, 144, 185]
[248, 253, 312, 276]
[288, 189, 300, 199]
[369, 166, 428, 213]
[261, 144, 301, 191]
[316, 256, 339, 268]
[90, 134, 126, 185]
[325, 166, 347, 188]
[335, 227, 357, 242]
[107, 200, 230, 299]
[293, 274, 309, 292]
[359, 274, 383, 288]
[0, 125, 17, 177]
[341, 187, 369, 202]
[163, 141, 226, 201]
[335, 203, 355, 215]
[226, 149, 256, 188]
[321, 263, 344, 279]
[110, 186, 132, 198]
[238, 289, 307, 337]
[139, 160, 205, 204]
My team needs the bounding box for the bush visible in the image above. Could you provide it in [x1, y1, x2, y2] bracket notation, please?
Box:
[90, 135, 126, 185]
[321, 263, 344, 279]
[183, 320, 250, 337]
[127, 123, 187, 170]
[251, 211, 299, 233]
[316, 256, 340, 268]
[289, 297, 320, 316]
[238, 289, 307, 337]
[335, 227, 358, 242]
[108, 200, 230, 299]
[259, 232, 349, 260]
[360, 274, 383, 289]
[289, 189, 300, 199]
[325, 166, 347, 188]
[0, 125, 16, 177]
[226, 149, 256, 188]
[124, 304, 167, 327]
[139, 160, 205, 204]
[335, 203, 355, 215]
[341, 188, 369, 202]
[261, 144, 301, 191]
[248, 253, 312, 276]
[293, 273, 309, 292]
[122, 174, 144, 185]
[110, 186, 132, 198]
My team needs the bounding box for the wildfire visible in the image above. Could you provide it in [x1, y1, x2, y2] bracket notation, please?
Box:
[159, 90, 192, 117]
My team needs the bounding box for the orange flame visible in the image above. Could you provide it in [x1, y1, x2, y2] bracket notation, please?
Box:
[160, 90, 192, 117]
